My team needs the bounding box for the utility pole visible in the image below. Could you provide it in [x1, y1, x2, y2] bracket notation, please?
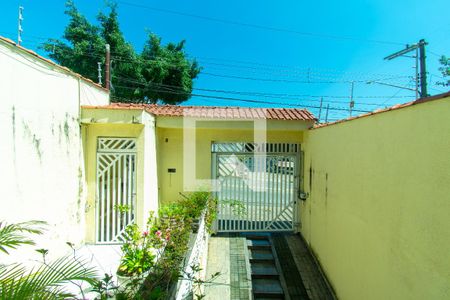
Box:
[17, 6, 24, 45]
[318, 97, 323, 122]
[384, 39, 428, 98]
[414, 48, 419, 100]
[325, 104, 330, 123]
[349, 81, 355, 117]
[105, 44, 111, 90]
[418, 39, 428, 97]
[97, 62, 102, 85]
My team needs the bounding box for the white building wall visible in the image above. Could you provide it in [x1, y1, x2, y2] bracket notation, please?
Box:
[0, 40, 109, 261]
[142, 112, 159, 217]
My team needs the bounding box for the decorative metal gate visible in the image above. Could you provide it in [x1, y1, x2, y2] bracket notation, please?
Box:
[96, 138, 137, 243]
[212, 143, 299, 232]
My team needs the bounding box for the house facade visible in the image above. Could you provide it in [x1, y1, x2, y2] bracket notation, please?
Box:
[81, 103, 315, 242]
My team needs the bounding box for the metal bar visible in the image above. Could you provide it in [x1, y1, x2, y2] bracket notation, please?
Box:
[106, 165, 110, 242]
[112, 156, 116, 241]
[127, 155, 132, 226]
[219, 156, 223, 231]
[233, 160, 237, 231]
[117, 155, 122, 236]
[96, 164, 102, 242]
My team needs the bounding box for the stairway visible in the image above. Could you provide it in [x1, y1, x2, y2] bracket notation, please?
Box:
[245, 233, 286, 300]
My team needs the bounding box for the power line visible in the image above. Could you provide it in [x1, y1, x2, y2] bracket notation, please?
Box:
[2, 32, 414, 84]
[200, 71, 408, 84]
[112, 76, 413, 106]
[35, 45, 411, 85]
[116, 0, 404, 46]
[111, 84, 373, 113]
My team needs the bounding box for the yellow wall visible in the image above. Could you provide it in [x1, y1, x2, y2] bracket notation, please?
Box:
[83, 123, 145, 243]
[157, 126, 304, 204]
[301, 97, 450, 300]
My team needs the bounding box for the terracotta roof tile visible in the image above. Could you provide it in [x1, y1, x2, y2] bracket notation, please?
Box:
[82, 102, 316, 121]
[0, 36, 108, 92]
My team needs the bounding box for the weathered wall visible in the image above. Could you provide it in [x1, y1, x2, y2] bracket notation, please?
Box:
[157, 124, 304, 204]
[301, 96, 450, 300]
[81, 109, 159, 243]
[0, 40, 108, 260]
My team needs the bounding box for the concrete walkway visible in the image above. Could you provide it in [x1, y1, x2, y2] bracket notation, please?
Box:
[204, 232, 336, 300]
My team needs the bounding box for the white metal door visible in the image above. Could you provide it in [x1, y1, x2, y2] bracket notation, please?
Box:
[213, 143, 299, 232]
[96, 138, 137, 243]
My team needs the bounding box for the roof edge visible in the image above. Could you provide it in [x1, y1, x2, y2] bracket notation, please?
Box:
[312, 90, 450, 130]
[0, 36, 109, 93]
[81, 103, 316, 121]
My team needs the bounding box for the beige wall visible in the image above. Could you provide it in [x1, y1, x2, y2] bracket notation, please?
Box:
[0, 39, 109, 260]
[301, 96, 450, 299]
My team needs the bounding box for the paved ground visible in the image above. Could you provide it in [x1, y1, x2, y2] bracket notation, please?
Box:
[204, 232, 336, 300]
[204, 234, 252, 300]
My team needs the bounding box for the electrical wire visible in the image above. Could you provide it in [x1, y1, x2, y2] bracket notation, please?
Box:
[110, 84, 373, 113]
[3, 34, 414, 85]
[112, 76, 413, 106]
[116, 0, 404, 46]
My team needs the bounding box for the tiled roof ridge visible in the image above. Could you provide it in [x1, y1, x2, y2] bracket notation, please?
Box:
[81, 102, 316, 121]
[0, 36, 108, 92]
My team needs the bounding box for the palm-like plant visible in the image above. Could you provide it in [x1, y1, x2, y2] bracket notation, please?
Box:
[0, 220, 98, 299]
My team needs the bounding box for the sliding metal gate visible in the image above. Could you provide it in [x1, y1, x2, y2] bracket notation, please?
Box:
[212, 143, 299, 232]
[96, 138, 137, 243]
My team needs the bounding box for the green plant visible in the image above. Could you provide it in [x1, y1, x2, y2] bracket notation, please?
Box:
[181, 264, 220, 300]
[92, 273, 118, 299]
[114, 204, 131, 214]
[118, 223, 156, 277]
[114, 191, 218, 299]
[179, 191, 210, 219]
[220, 199, 246, 217]
[0, 220, 46, 254]
[0, 220, 98, 299]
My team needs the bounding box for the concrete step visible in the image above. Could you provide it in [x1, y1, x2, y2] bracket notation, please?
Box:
[247, 239, 271, 249]
[249, 248, 274, 260]
[242, 233, 271, 240]
[252, 273, 280, 280]
[251, 261, 278, 276]
[252, 278, 284, 299]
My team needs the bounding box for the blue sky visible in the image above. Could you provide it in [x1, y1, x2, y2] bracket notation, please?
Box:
[1, 0, 449, 121]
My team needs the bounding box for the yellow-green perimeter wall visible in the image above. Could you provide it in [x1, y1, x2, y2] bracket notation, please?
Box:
[157, 127, 304, 204]
[301, 97, 450, 300]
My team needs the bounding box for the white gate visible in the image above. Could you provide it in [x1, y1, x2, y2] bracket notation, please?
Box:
[96, 138, 137, 243]
[212, 143, 299, 232]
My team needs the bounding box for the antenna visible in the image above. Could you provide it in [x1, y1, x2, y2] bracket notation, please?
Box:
[384, 39, 428, 97]
[17, 6, 24, 45]
[97, 62, 102, 85]
[318, 97, 323, 122]
[105, 44, 111, 90]
[349, 81, 355, 117]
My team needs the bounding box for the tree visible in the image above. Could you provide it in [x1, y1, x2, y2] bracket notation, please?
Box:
[437, 55, 450, 87]
[0, 220, 98, 299]
[41, 1, 201, 104]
